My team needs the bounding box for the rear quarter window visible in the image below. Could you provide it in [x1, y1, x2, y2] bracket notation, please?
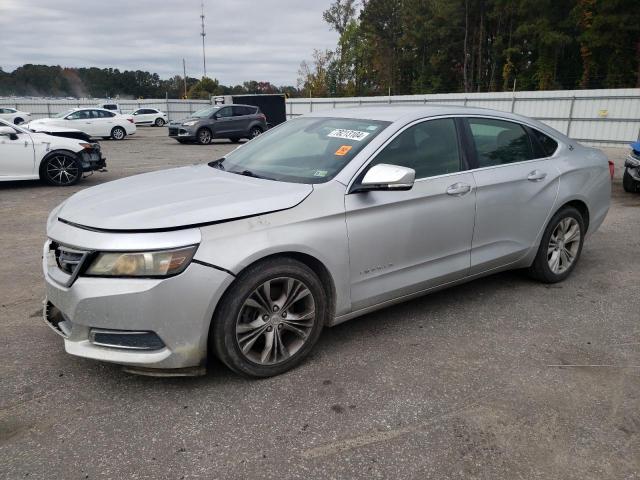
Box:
[530, 129, 559, 157]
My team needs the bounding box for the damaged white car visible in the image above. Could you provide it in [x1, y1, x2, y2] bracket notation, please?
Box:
[0, 118, 106, 186]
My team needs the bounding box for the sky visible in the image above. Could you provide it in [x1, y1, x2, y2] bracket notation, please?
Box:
[0, 0, 338, 86]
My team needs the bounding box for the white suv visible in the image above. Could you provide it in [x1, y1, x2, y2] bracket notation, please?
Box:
[131, 108, 168, 126]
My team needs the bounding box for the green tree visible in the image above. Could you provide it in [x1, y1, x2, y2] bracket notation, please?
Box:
[187, 77, 221, 99]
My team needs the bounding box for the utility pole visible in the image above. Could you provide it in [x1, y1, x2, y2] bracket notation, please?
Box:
[183, 58, 187, 98]
[200, 0, 207, 78]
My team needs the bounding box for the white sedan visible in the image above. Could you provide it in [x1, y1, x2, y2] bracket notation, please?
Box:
[0, 118, 105, 186]
[131, 108, 168, 126]
[0, 107, 31, 125]
[28, 108, 136, 140]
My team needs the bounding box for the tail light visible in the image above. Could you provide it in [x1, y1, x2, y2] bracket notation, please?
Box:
[608, 160, 614, 180]
[127, 118, 134, 124]
[258, 113, 266, 121]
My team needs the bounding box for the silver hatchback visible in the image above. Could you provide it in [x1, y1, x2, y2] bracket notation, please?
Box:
[43, 106, 611, 377]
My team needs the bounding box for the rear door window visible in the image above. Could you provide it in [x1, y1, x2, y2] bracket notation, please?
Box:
[467, 118, 535, 167]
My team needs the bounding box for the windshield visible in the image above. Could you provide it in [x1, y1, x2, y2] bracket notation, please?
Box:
[210, 117, 390, 184]
[191, 106, 220, 118]
[54, 109, 73, 118]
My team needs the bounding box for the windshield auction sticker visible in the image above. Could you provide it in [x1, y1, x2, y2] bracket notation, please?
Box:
[327, 129, 370, 141]
[335, 145, 353, 156]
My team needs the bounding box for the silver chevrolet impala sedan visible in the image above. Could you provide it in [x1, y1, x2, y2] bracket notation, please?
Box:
[43, 106, 611, 377]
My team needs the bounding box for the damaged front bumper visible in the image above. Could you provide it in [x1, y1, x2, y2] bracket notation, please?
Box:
[42, 230, 235, 374]
[80, 144, 106, 172]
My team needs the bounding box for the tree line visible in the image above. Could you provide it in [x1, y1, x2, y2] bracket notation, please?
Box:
[0, 64, 301, 99]
[297, 0, 640, 97]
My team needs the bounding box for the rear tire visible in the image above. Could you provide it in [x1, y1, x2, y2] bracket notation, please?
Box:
[527, 206, 585, 283]
[40, 152, 82, 186]
[249, 126, 262, 139]
[155, 118, 165, 127]
[196, 128, 212, 145]
[623, 169, 639, 193]
[111, 126, 126, 140]
[211, 258, 326, 378]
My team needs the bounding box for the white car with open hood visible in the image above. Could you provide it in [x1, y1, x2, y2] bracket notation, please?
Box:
[28, 107, 136, 140]
[0, 118, 106, 186]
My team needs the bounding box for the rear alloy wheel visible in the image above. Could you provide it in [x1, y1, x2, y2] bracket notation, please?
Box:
[211, 258, 326, 377]
[14, 117, 24, 125]
[42, 153, 81, 186]
[197, 128, 212, 145]
[155, 117, 165, 127]
[111, 126, 126, 140]
[249, 126, 262, 139]
[527, 206, 584, 283]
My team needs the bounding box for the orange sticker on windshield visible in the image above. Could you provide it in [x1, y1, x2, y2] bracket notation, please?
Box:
[335, 145, 353, 156]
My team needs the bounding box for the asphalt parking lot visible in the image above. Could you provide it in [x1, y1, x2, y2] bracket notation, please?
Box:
[1, 127, 639, 479]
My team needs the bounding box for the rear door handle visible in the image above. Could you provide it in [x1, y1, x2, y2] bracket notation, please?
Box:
[527, 170, 547, 181]
[446, 182, 472, 196]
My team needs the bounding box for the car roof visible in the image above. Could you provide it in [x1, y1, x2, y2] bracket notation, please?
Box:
[305, 105, 568, 140]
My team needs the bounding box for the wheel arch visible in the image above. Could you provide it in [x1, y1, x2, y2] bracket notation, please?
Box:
[555, 198, 590, 232]
[213, 251, 337, 326]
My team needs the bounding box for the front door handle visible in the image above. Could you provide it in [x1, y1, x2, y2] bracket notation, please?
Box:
[446, 182, 472, 196]
[527, 170, 547, 181]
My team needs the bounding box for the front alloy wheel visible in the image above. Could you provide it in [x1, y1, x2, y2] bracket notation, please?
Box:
[42, 154, 81, 186]
[211, 258, 326, 377]
[197, 128, 212, 145]
[236, 277, 316, 365]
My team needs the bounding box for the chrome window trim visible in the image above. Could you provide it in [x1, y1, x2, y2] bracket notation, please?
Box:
[346, 112, 565, 192]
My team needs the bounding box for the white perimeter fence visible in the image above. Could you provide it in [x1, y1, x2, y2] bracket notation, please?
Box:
[287, 88, 640, 147]
[2, 88, 639, 146]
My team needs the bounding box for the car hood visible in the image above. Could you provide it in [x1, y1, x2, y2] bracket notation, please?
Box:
[28, 124, 91, 142]
[171, 117, 200, 124]
[56, 164, 313, 231]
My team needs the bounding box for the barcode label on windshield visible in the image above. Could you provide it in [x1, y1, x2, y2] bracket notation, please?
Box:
[327, 129, 370, 141]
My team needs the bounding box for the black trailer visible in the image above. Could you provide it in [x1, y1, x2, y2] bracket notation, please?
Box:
[215, 94, 287, 128]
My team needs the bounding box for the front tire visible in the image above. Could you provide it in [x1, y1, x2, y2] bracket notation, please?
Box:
[40, 153, 82, 186]
[111, 126, 126, 140]
[14, 117, 24, 125]
[211, 258, 326, 378]
[623, 169, 639, 193]
[527, 206, 585, 283]
[196, 128, 212, 145]
[155, 118, 165, 127]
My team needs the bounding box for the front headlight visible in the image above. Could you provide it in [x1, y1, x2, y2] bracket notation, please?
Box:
[182, 120, 197, 126]
[85, 245, 198, 278]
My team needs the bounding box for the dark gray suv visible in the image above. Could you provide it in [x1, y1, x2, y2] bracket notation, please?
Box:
[168, 104, 268, 144]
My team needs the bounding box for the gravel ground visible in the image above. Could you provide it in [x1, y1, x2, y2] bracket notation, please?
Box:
[1, 127, 639, 480]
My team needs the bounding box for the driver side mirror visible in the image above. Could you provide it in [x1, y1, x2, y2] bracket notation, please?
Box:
[353, 164, 415, 193]
[0, 126, 18, 140]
